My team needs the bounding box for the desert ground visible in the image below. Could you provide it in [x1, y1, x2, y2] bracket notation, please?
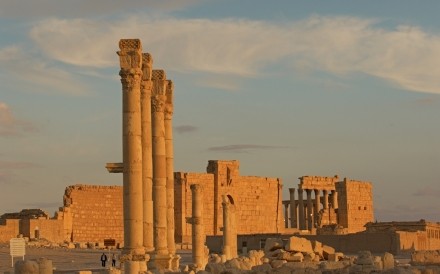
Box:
[0, 244, 192, 274]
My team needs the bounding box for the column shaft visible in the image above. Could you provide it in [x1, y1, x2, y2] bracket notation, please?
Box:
[313, 189, 320, 228]
[298, 189, 305, 230]
[190, 184, 206, 269]
[289, 188, 297, 229]
[331, 190, 338, 209]
[141, 53, 154, 252]
[323, 190, 329, 209]
[152, 70, 168, 255]
[117, 39, 145, 273]
[222, 197, 231, 260]
[165, 80, 176, 255]
[283, 202, 289, 228]
[306, 189, 313, 231]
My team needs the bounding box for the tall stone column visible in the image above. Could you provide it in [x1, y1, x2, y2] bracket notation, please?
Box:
[283, 202, 289, 228]
[331, 190, 338, 209]
[141, 53, 154, 253]
[298, 188, 305, 230]
[289, 188, 297, 229]
[190, 184, 208, 270]
[323, 190, 329, 209]
[151, 69, 168, 255]
[306, 189, 313, 230]
[165, 80, 176, 256]
[313, 189, 320, 228]
[117, 39, 145, 273]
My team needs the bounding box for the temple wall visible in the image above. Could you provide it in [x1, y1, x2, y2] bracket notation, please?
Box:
[336, 179, 374, 233]
[0, 219, 20, 242]
[175, 160, 284, 243]
[62, 184, 124, 244]
[19, 219, 65, 243]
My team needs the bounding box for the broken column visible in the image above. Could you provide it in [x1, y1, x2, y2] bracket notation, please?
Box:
[117, 38, 146, 273]
[222, 195, 237, 260]
[189, 184, 208, 270]
[141, 53, 154, 253]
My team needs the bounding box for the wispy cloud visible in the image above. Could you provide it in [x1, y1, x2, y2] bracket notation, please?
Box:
[375, 203, 440, 222]
[0, 0, 200, 18]
[0, 160, 41, 169]
[208, 144, 289, 153]
[26, 15, 440, 94]
[0, 160, 41, 185]
[0, 102, 38, 137]
[175, 125, 198, 134]
[413, 186, 440, 197]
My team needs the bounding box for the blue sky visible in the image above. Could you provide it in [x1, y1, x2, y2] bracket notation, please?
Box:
[0, 0, 439, 222]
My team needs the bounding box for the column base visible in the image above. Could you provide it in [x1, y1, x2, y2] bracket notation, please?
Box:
[148, 254, 180, 272]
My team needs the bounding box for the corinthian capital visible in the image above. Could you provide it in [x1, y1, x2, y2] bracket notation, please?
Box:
[151, 94, 166, 113]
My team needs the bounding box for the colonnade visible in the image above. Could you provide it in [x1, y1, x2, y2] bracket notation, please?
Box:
[112, 39, 179, 273]
[284, 188, 338, 231]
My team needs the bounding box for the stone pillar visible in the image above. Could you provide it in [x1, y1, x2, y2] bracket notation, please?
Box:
[141, 53, 154, 253]
[117, 39, 145, 273]
[222, 196, 237, 260]
[283, 201, 289, 228]
[313, 189, 320, 228]
[289, 188, 297, 229]
[306, 189, 313, 231]
[165, 80, 176, 256]
[323, 190, 329, 209]
[298, 188, 305, 230]
[149, 69, 174, 271]
[331, 190, 338, 209]
[190, 184, 208, 270]
[151, 69, 168, 255]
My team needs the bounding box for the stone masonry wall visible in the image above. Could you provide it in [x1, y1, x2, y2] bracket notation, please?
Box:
[61, 184, 123, 244]
[336, 179, 374, 233]
[19, 219, 65, 243]
[175, 160, 284, 243]
[175, 172, 215, 243]
[0, 219, 20, 242]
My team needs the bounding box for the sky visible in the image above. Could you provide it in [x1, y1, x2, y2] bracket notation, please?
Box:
[0, 0, 439, 222]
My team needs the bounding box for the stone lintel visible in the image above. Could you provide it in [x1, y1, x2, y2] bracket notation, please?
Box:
[105, 162, 123, 173]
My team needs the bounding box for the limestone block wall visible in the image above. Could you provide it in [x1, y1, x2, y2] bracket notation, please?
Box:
[0, 219, 20, 242]
[61, 185, 123, 244]
[175, 160, 284, 243]
[336, 179, 374, 233]
[19, 219, 65, 243]
[175, 172, 215, 243]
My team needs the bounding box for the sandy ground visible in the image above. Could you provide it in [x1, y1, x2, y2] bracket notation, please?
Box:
[0, 244, 192, 274]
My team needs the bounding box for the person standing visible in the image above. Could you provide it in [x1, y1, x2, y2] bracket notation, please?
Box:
[100, 252, 107, 267]
[111, 253, 116, 267]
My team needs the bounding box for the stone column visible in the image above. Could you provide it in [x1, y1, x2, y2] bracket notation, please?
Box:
[283, 201, 289, 228]
[331, 190, 338, 209]
[190, 184, 208, 270]
[117, 39, 145, 273]
[165, 80, 176, 256]
[313, 189, 320, 228]
[221, 196, 237, 260]
[151, 69, 168, 255]
[323, 190, 329, 209]
[289, 188, 297, 229]
[141, 53, 154, 253]
[298, 188, 305, 230]
[306, 189, 313, 231]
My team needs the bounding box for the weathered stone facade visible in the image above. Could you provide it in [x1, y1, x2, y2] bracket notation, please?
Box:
[283, 175, 374, 234]
[175, 160, 284, 243]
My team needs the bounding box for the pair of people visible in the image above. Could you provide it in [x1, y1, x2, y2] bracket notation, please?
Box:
[101, 252, 117, 267]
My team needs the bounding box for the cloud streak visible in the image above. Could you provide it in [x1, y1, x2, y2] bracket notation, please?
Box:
[0, 102, 38, 137]
[208, 144, 289, 153]
[174, 125, 198, 134]
[26, 15, 440, 94]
